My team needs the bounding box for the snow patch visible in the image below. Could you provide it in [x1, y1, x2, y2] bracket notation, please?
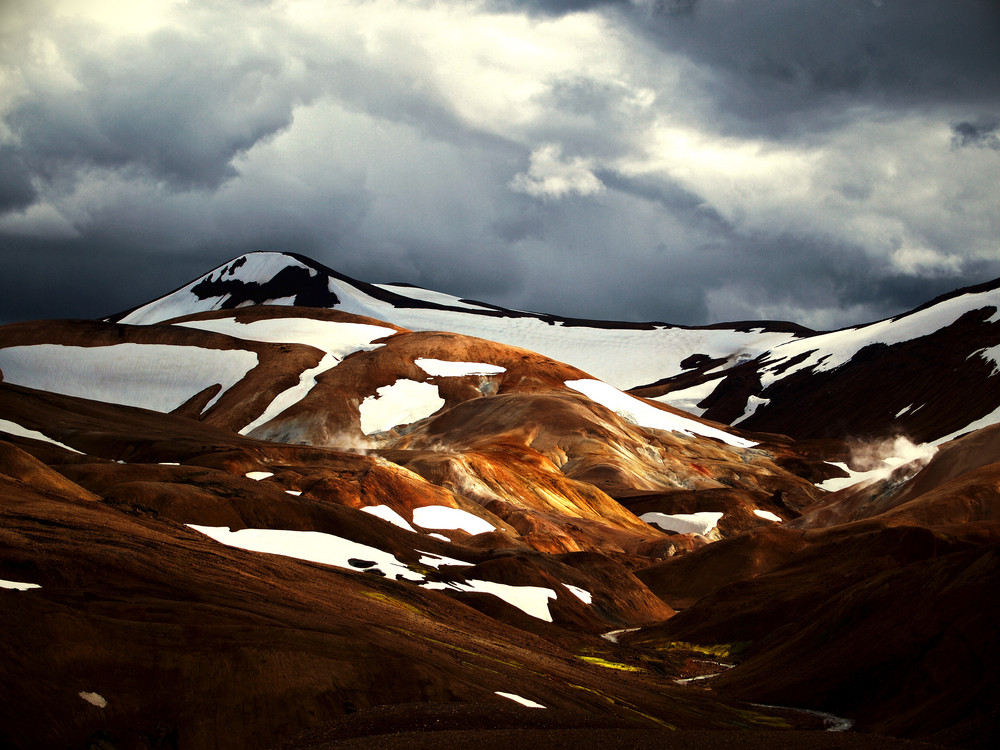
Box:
[973, 344, 1000, 376]
[732, 395, 769, 426]
[79, 691, 107, 708]
[359, 380, 445, 435]
[239, 352, 340, 435]
[360, 505, 417, 532]
[934, 402, 1000, 444]
[564, 584, 593, 604]
[753, 509, 782, 523]
[640, 511, 724, 536]
[0, 578, 41, 591]
[816, 437, 937, 491]
[412, 505, 495, 536]
[495, 691, 546, 709]
[652, 376, 724, 417]
[414, 358, 506, 377]
[565, 379, 754, 448]
[601, 627, 640, 643]
[0, 418, 83, 454]
[423, 578, 557, 621]
[189, 525, 559, 621]
[245, 471, 274, 481]
[187, 525, 427, 582]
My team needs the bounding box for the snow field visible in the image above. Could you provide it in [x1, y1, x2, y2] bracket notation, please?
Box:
[565, 379, 755, 448]
[757, 289, 1000, 389]
[373, 283, 497, 311]
[176, 317, 396, 358]
[174, 317, 397, 435]
[0, 343, 259, 414]
[118, 253, 319, 325]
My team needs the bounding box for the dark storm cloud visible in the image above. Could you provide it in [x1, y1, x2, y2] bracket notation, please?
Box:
[2, 0, 999, 331]
[952, 120, 1000, 150]
[594, 170, 731, 234]
[488, 0, 630, 15]
[9, 29, 312, 189]
[622, 0, 1000, 135]
[0, 148, 37, 212]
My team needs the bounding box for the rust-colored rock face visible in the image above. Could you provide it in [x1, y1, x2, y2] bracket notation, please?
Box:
[2, 252, 998, 749]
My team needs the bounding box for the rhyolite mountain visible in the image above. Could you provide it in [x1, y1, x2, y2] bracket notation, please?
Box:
[108, 251, 1000, 445]
[1, 252, 998, 750]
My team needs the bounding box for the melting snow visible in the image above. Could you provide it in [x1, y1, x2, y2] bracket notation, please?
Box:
[245, 471, 274, 481]
[816, 438, 937, 491]
[934, 402, 1000, 445]
[973, 344, 1000, 376]
[494, 691, 546, 709]
[0, 343, 258, 413]
[640, 511, 724, 536]
[422, 579, 557, 621]
[359, 380, 445, 435]
[564, 584, 593, 604]
[753, 509, 782, 523]
[360, 505, 417, 532]
[416, 551, 473, 569]
[412, 505, 495, 535]
[285, 490, 302, 496]
[414, 358, 507, 377]
[0, 418, 82, 454]
[188, 525, 560, 621]
[239, 352, 340, 434]
[653, 376, 725, 417]
[565, 379, 755, 448]
[187, 525, 426, 582]
[0, 578, 41, 591]
[732, 395, 770, 426]
[601, 627, 640, 643]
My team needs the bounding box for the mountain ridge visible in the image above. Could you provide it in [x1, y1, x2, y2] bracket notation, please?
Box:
[2, 251, 999, 749]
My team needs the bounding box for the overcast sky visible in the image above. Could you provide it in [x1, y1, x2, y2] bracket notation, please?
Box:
[2, 0, 999, 329]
